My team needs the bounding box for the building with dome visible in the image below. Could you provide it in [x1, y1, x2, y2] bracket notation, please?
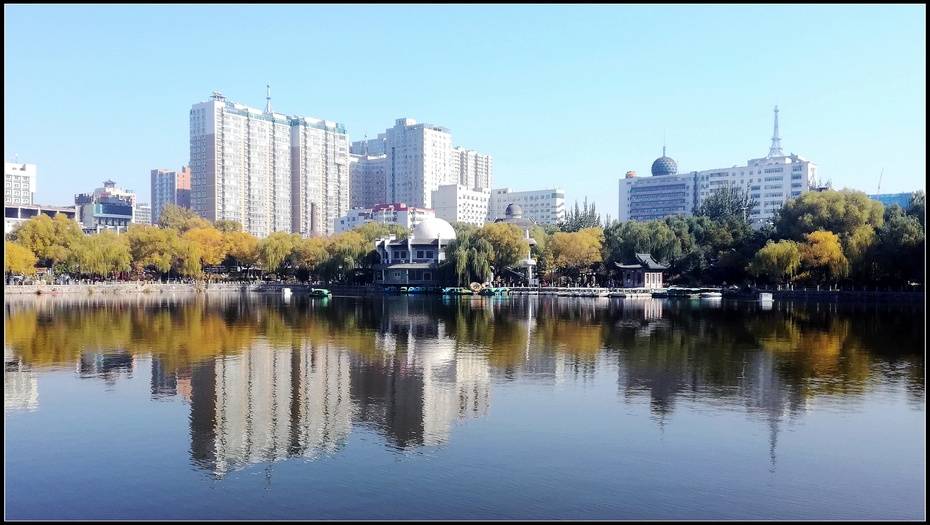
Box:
[618, 107, 817, 226]
[492, 204, 538, 285]
[373, 217, 457, 287]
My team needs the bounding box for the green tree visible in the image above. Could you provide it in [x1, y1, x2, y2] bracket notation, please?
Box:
[774, 189, 884, 241]
[70, 231, 131, 278]
[223, 230, 260, 269]
[473, 222, 529, 276]
[907, 190, 925, 228]
[696, 184, 757, 223]
[126, 225, 175, 276]
[747, 240, 801, 284]
[799, 230, 849, 283]
[4, 241, 37, 276]
[158, 204, 211, 232]
[214, 220, 242, 233]
[291, 236, 329, 280]
[258, 232, 300, 276]
[559, 197, 602, 232]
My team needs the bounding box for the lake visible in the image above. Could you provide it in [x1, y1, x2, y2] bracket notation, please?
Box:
[3, 294, 925, 520]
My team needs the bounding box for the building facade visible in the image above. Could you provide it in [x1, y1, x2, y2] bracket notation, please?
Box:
[487, 187, 565, 225]
[74, 180, 137, 234]
[869, 192, 915, 210]
[134, 202, 151, 225]
[335, 203, 434, 234]
[349, 154, 387, 209]
[373, 217, 456, 287]
[150, 166, 191, 224]
[431, 184, 490, 225]
[4, 204, 77, 236]
[618, 107, 817, 226]
[190, 90, 348, 238]
[4, 162, 36, 206]
[351, 118, 492, 209]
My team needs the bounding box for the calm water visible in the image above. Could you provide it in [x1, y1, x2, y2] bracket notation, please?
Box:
[4, 294, 925, 520]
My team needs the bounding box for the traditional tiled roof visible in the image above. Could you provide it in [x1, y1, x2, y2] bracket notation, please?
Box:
[615, 252, 669, 270]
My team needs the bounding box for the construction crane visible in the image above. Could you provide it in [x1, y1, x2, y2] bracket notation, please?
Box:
[877, 168, 884, 194]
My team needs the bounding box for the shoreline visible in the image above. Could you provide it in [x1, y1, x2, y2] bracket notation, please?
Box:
[2, 282, 924, 303]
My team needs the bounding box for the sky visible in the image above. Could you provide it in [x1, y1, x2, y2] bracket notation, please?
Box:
[4, 4, 926, 218]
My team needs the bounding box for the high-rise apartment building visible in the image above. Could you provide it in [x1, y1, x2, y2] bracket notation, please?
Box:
[134, 203, 152, 225]
[4, 162, 36, 206]
[351, 118, 491, 209]
[431, 184, 491, 225]
[190, 90, 348, 237]
[335, 203, 434, 233]
[487, 187, 566, 225]
[619, 107, 817, 226]
[349, 153, 387, 209]
[150, 166, 191, 224]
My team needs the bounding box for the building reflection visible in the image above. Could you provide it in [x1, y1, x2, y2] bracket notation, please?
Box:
[78, 351, 134, 385]
[4, 346, 38, 411]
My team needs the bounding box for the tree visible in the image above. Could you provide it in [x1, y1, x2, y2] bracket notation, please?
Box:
[214, 220, 242, 233]
[184, 227, 227, 268]
[258, 232, 300, 276]
[11, 213, 82, 271]
[907, 190, 925, 228]
[443, 231, 494, 285]
[4, 241, 37, 276]
[747, 240, 801, 284]
[548, 227, 604, 278]
[473, 222, 529, 276]
[126, 225, 175, 276]
[223, 230, 260, 269]
[174, 238, 204, 278]
[321, 231, 369, 282]
[697, 184, 757, 223]
[774, 189, 884, 241]
[352, 222, 407, 243]
[560, 197, 602, 232]
[70, 231, 131, 278]
[291, 236, 329, 280]
[799, 230, 848, 283]
[158, 204, 210, 232]
[872, 207, 925, 285]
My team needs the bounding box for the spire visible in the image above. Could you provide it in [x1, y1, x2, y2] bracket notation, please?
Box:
[265, 84, 272, 113]
[768, 105, 783, 157]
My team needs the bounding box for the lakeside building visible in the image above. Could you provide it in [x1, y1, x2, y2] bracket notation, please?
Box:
[4, 203, 77, 236]
[431, 184, 491, 225]
[373, 217, 456, 287]
[869, 192, 915, 209]
[615, 253, 668, 289]
[618, 107, 818, 226]
[487, 187, 565, 225]
[4, 162, 36, 206]
[492, 203, 538, 285]
[335, 203, 434, 233]
[350, 118, 492, 209]
[150, 166, 191, 224]
[190, 88, 349, 237]
[75, 180, 137, 234]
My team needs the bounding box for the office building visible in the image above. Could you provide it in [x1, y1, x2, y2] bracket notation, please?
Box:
[75, 180, 137, 234]
[431, 184, 490, 225]
[488, 187, 565, 225]
[4, 162, 36, 206]
[190, 89, 348, 238]
[619, 107, 818, 226]
[335, 202, 434, 234]
[150, 166, 191, 224]
[351, 118, 492, 209]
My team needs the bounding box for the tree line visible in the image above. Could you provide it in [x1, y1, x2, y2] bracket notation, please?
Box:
[4, 189, 926, 288]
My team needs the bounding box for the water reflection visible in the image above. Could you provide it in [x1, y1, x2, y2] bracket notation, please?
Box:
[4, 294, 924, 479]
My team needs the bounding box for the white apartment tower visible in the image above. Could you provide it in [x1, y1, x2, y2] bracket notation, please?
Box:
[487, 188, 566, 225]
[349, 153, 388, 209]
[432, 184, 491, 225]
[4, 162, 37, 206]
[190, 89, 348, 237]
[351, 118, 492, 209]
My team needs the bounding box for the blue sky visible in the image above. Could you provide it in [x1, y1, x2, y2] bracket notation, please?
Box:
[4, 4, 925, 217]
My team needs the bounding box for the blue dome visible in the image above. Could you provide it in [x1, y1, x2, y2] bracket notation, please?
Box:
[651, 155, 678, 176]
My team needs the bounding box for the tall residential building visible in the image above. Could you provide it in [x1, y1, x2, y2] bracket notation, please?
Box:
[619, 107, 818, 226]
[431, 184, 490, 225]
[74, 180, 137, 234]
[452, 147, 493, 190]
[134, 202, 152, 225]
[190, 89, 348, 237]
[351, 118, 491, 209]
[150, 166, 191, 224]
[335, 203, 434, 233]
[487, 187, 566, 225]
[349, 153, 387, 209]
[4, 162, 36, 206]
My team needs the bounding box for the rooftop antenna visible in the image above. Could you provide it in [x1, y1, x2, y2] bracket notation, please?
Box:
[768, 105, 784, 158]
[877, 168, 884, 194]
[662, 130, 667, 157]
[265, 83, 272, 113]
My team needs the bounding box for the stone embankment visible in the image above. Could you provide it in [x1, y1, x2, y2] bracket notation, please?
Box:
[3, 282, 389, 296]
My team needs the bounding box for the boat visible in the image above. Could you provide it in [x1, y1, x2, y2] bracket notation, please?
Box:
[308, 288, 331, 298]
[442, 287, 473, 295]
[699, 291, 722, 299]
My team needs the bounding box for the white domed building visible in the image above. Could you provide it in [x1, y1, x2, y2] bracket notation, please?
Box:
[373, 217, 457, 287]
